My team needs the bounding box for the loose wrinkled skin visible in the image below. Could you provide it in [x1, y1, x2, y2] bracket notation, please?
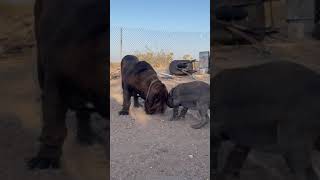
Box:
[28, 0, 109, 170]
[167, 81, 210, 129]
[119, 55, 168, 115]
[211, 61, 320, 180]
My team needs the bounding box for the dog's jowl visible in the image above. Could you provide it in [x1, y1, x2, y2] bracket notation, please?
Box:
[167, 81, 210, 129]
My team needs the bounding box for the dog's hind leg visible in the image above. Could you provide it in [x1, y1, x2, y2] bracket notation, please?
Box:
[279, 111, 319, 180]
[191, 108, 209, 129]
[222, 145, 250, 179]
[211, 135, 223, 179]
[76, 109, 94, 145]
[169, 107, 179, 121]
[283, 147, 318, 180]
[178, 107, 188, 119]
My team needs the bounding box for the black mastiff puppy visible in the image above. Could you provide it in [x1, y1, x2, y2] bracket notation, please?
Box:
[119, 55, 168, 115]
[167, 81, 210, 129]
[211, 61, 320, 180]
[28, 0, 108, 170]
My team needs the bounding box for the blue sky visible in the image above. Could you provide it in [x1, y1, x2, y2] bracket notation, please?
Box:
[111, 0, 210, 61]
[111, 0, 210, 32]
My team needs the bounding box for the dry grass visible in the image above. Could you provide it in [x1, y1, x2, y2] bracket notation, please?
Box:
[110, 62, 120, 70]
[134, 49, 173, 70]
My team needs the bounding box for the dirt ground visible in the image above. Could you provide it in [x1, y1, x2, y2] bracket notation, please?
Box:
[0, 4, 107, 180]
[212, 40, 320, 180]
[110, 64, 210, 180]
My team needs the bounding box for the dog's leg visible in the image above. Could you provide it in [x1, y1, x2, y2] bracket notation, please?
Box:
[119, 87, 131, 115]
[279, 117, 318, 180]
[278, 110, 319, 180]
[76, 109, 95, 145]
[191, 108, 209, 129]
[178, 107, 188, 119]
[133, 93, 142, 108]
[211, 136, 222, 178]
[170, 107, 179, 121]
[283, 147, 317, 180]
[27, 74, 67, 169]
[221, 145, 250, 179]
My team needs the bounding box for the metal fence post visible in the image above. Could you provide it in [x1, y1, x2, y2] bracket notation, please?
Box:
[120, 27, 123, 59]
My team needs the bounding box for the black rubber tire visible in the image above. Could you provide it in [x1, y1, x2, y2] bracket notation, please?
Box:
[169, 60, 194, 75]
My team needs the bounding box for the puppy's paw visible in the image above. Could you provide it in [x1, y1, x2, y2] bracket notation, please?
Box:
[169, 117, 177, 121]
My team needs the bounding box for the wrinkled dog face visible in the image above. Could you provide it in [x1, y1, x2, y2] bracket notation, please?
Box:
[145, 83, 168, 114]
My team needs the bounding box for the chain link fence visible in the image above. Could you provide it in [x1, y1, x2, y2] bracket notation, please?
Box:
[110, 26, 210, 68]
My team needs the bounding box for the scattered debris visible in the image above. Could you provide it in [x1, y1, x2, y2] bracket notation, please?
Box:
[169, 60, 197, 76]
[157, 72, 173, 79]
[216, 20, 272, 54]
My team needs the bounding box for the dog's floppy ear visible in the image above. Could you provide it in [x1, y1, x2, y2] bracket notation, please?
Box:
[145, 81, 168, 114]
[168, 87, 175, 97]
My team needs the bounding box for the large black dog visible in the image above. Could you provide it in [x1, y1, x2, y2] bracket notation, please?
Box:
[211, 61, 320, 180]
[119, 55, 168, 115]
[28, 0, 108, 170]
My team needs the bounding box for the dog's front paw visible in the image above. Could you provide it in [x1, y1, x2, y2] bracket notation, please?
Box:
[118, 110, 129, 115]
[169, 117, 177, 121]
[27, 156, 60, 170]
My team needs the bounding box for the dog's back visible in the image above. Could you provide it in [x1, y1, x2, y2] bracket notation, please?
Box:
[169, 81, 210, 109]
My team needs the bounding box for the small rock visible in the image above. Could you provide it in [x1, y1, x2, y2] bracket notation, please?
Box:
[188, 155, 193, 158]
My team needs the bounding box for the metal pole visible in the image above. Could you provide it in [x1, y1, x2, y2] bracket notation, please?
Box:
[120, 27, 123, 59]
